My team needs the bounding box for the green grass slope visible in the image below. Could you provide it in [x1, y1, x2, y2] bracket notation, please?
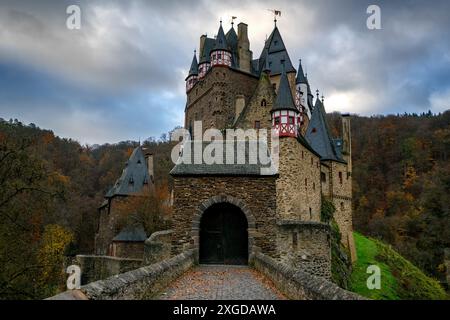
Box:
[350, 232, 447, 300]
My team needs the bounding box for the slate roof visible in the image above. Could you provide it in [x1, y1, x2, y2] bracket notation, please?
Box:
[212, 23, 229, 51]
[170, 141, 277, 176]
[271, 63, 298, 112]
[258, 27, 296, 76]
[226, 27, 239, 68]
[112, 225, 147, 242]
[199, 38, 215, 64]
[305, 98, 346, 163]
[296, 60, 307, 84]
[105, 147, 151, 198]
[187, 52, 198, 79]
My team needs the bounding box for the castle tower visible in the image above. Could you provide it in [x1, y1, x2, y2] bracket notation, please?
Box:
[210, 21, 232, 68]
[341, 114, 352, 175]
[185, 51, 198, 92]
[271, 61, 300, 138]
[295, 59, 310, 133]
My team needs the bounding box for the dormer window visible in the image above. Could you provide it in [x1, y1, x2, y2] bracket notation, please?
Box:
[129, 176, 134, 184]
[137, 159, 141, 164]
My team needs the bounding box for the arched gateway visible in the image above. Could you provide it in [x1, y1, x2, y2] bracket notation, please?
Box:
[199, 202, 248, 265]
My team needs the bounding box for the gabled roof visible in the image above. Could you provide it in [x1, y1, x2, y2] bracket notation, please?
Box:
[113, 225, 147, 242]
[199, 38, 215, 64]
[258, 27, 296, 76]
[212, 23, 229, 51]
[296, 60, 307, 84]
[186, 52, 198, 79]
[226, 26, 238, 51]
[105, 147, 150, 198]
[271, 64, 297, 112]
[305, 98, 345, 163]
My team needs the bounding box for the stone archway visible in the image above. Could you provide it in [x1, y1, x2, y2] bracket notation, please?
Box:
[191, 195, 256, 264]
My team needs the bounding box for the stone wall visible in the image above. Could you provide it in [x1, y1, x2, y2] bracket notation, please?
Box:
[48, 250, 195, 300]
[323, 159, 355, 260]
[277, 138, 321, 221]
[250, 251, 365, 300]
[275, 221, 331, 278]
[144, 230, 173, 265]
[185, 66, 259, 132]
[235, 72, 275, 131]
[75, 255, 143, 285]
[111, 242, 144, 260]
[171, 176, 277, 257]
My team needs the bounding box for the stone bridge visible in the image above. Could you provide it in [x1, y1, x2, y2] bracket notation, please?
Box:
[48, 250, 363, 300]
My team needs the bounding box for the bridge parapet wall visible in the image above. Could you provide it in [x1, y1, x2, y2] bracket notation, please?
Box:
[48, 250, 195, 300]
[250, 251, 366, 300]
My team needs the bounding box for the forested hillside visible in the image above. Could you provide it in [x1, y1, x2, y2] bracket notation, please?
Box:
[0, 110, 449, 299]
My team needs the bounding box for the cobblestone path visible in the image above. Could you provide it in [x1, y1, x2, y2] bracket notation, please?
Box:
[158, 265, 286, 300]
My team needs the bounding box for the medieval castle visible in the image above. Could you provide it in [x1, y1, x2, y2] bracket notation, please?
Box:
[94, 19, 355, 280]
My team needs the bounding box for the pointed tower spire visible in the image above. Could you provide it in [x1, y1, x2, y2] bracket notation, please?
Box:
[296, 59, 308, 84]
[188, 50, 198, 77]
[272, 61, 297, 112]
[185, 50, 199, 92]
[271, 60, 300, 137]
[210, 21, 232, 68]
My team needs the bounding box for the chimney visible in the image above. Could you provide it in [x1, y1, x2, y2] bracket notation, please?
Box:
[142, 149, 155, 190]
[199, 34, 207, 59]
[237, 23, 252, 73]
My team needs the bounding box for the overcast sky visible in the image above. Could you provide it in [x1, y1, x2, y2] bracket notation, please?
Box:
[0, 0, 449, 144]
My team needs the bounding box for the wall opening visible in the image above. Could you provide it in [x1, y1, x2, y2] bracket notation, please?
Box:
[199, 202, 248, 265]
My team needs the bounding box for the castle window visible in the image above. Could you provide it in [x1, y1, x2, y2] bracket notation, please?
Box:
[311, 157, 313, 165]
[254, 121, 261, 129]
[339, 172, 343, 184]
[292, 232, 298, 249]
[288, 116, 295, 124]
[261, 99, 267, 107]
[301, 151, 304, 159]
[274, 117, 280, 125]
[309, 208, 312, 219]
[305, 178, 307, 186]
[272, 83, 277, 91]
[321, 172, 326, 182]
[340, 202, 344, 211]
[313, 182, 316, 191]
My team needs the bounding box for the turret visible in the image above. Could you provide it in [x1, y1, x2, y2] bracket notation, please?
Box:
[210, 21, 232, 68]
[186, 51, 198, 92]
[271, 61, 300, 138]
[295, 59, 308, 124]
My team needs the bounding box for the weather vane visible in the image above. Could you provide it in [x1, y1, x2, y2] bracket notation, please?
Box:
[231, 16, 237, 26]
[267, 9, 282, 26]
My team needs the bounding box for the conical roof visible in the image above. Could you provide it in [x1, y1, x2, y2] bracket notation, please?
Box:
[212, 23, 229, 51]
[305, 98, 344, 162]
[272, 63, 297, 112]
[186, 52, 198, 79]
[296, 60, 307, 84]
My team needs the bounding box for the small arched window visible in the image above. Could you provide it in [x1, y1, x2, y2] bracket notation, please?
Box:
[261, 99, 267, 107]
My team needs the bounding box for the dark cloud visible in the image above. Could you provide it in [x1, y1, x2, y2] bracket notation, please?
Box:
[0, 0, 449, 143]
